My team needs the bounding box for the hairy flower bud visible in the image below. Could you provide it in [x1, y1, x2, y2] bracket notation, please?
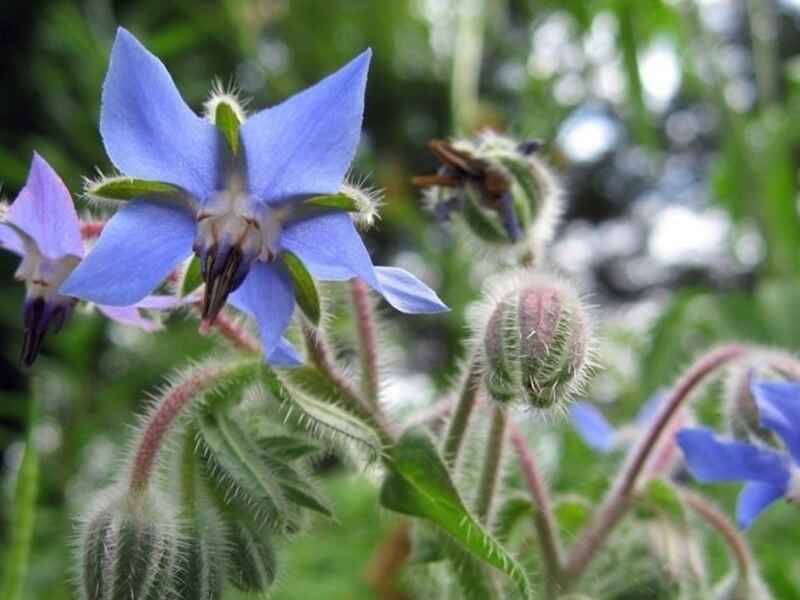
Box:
[722, 351, 792, 444]
[79, 488, 180, 600]
[414, 131, 562, 260]
[479, 274, 592, 409]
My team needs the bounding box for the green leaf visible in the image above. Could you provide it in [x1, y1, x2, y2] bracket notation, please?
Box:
[214, 102, 242, 155]
[303, 193, 359, 212]
[379, 429, 533, 598]
[180, 256, 203, 298]
[263, 367, 382, 460]
[280, 251, 321, 325]
[87, 177, 183, 201]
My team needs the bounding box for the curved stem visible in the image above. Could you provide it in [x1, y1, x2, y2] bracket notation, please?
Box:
[442, 357, 483, 468]
[301, 321, 394, 446]
[682, 491, 752, 580]
[128, 360, 258, 493]
[561, 343, 750, 586]
[474, 405, 507, 524]
[210, 310, 260, 354]
[351, 278, 380, 408]
[509, 424, 563, 590]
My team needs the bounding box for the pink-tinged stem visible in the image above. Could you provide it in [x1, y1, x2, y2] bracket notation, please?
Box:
[351, 278, 380, 408]
[682, 491, 752, 579]
[509, 424, 563, 590]
[79, 220, 105, 239]
[212, 310, 260, 354]
[442, 358, 483, 468]
[562, 343, 750, 585]
[128, 361, 255, 493]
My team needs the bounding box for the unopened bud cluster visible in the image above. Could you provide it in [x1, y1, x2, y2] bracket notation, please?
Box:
[478, 273, 592, 410]
[416, 131, 562, 258]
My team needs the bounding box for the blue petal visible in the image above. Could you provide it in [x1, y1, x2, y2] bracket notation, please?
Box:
[0, 223, 25, 256]
[281, 212, 446, 314]
[569, 402, 616, 452]
[374, 267, 448, 314]
[676, 427, 789, 487]
[62, 201, 195, 305]
[101, 28, 218, 202]
[635, 391, 666, 425]
[228, 262, 295, 359]
[241, 50, 370, 205]
[8, 153, 83, 260]
[736, 481, 784, 529]
[266, 338, 303, 367]
[752, 381, 800, 464]
[281, 211, 377, 283]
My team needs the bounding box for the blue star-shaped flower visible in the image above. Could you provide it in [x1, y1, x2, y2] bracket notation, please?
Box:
[677, 381, 800, 528]
[62, 29, 447, 363]
[0, 153, 170, 366]
[569, 394, 665, 453]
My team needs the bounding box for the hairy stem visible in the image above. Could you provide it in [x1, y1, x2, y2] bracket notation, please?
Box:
[351, 278, 380, 408]
[682, 491, 752, 580]
[475, 405, 507, 524]
[442, 357, 483, 468]
[562, 343, 750, 586]
[210, 310, 260, 354]
[128, 360, 258, 493]
[301, 322, 394, 446]
[0, 387, 39, 600]
[509, 424, 563, 590]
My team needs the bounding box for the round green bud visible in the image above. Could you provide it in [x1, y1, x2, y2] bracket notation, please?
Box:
[79, 488, 180, 600]
[481, 275, 592, 409]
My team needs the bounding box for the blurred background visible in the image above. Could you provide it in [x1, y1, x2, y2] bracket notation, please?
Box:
[2, 0, 800, 597]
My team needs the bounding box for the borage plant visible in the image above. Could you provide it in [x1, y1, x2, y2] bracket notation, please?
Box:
[2, 25, 799, 600]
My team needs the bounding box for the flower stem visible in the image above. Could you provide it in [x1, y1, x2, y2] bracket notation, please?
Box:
[210, 310, 260, 354]
[682, 491, 752, 581]
[0, 386, 39, 600]
[561, 343, 749, 586]
[301, 321, 394, 447]
[474, 404, 507, 524]
[351, 278, 380, 408]
[509, 424, 563, 590]
[128, 360, 258, 494]
[442, 357, 483, 468]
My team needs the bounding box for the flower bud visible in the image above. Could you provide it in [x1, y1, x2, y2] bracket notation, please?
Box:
[415, 131, 562, 259]
[723, 354, 785, 444]
[174, 514, 226, 600]
[79, 488, 180, 600]
[480, 274, 592, 409]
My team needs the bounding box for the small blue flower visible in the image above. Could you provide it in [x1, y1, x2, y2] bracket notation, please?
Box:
[0, 153, 170, 366]
[677, 380, 800, 528]
[61, 29, 447, 363]
[569, 394, 664, 453]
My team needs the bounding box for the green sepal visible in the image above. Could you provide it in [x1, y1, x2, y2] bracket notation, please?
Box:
[279, 250, 321, 325]
[303, 193, 359, 212]
[379, 429, 533, 598]
[89, 178, 183, 201]
[226, 522, 278, 593]
[214, 102, 242, 155]
[180, 256, 203, 298]
[462, 186, 510, 244]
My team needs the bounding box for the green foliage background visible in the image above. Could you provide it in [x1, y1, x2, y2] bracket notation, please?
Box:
[2, 0, 800, 597]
